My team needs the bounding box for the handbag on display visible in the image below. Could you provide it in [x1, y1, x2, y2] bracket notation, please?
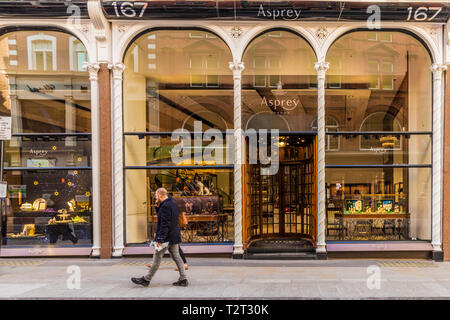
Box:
[179, 212, 188, 228]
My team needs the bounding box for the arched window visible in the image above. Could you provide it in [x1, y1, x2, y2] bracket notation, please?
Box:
[325, 31, 432, 242]
[0, 30, 92, 248]
[123, 29, 234, 245]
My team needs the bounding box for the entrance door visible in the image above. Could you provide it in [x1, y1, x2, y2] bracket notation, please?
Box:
[245, 136, 317, 245]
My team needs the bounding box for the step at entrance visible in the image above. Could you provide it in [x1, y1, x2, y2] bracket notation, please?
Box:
[244, 239, 317, 260]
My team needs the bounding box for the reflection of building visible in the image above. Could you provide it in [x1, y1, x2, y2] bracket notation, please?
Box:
[0, 1, 449, 261]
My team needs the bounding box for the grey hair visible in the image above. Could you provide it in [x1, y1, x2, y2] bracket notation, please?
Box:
[155, 188, 168, 197]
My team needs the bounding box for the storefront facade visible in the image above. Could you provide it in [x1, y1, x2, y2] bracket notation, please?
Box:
[0, 0, 449, 260]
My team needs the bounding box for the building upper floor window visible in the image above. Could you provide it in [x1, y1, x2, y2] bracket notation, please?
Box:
[70, 37, 88, 71]
[368, 60, 394, 90]
[367, 32, 393, 42]
[253, 55, 281, 88]
[190, 54, 219, 87]
[27, 34, 56, 71]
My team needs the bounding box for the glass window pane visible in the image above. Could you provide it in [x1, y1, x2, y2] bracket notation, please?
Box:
[269, 56, 280, 68]
[382, 75, 393, 90]
[382, 62, 393, 73]
[4, 136, 91, 168]
[326, 31, 432, 133]
[124, 135, 231, 167]
[4, 169, 93, 246]
[206, 74, 219, 87]
[45, 52, 53, 70]
[243, 31, 317, 131]
[367, 32, 377, 41]
[35, 51, 44, 70]
[206, 56, 218, 69]
[77, 52, 86, 71]
[325, 134, 431, 165]
[380, 32, 392, 42]
[269, 74, 280, 87]
[123, 30, 233, 133]
[369, 75, 379, 89]
[190, 56, 203, 69]
[326, 168, 431, 241]
[254, 75, 266, 87]
[190, 74, 203, 87]
[0, 31, 91, 133]
[254, 56, 265, 68]
[125, 168, 234, 244]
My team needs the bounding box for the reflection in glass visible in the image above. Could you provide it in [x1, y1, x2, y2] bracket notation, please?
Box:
[123, 30, 233, 133]
[123, 30, 235, 245]
[325, 31, 432, 133]
[3, 169, 93, 246]
[124, 135, 232, 167]
[326, 168, 431, 241]
[242, 30, 318, 131]
[125, 169, 234, 244]
[0, 30, 92, 248]
[0, 31, 91, 133]
[4, 136, 91, 168]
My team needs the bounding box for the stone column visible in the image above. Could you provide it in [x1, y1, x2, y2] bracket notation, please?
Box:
[444, 62, 450, 261]
[430, 63, 447, 261]
[84, 62, 101, 257]
[229, 60, 245, 258]
[108, 62, 125, 257]
[314, 61, 329, 258]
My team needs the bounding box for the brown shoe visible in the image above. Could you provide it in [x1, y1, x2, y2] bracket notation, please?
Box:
[175, 264, 188, 271]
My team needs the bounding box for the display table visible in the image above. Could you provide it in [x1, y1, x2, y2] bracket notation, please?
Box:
[336, 213, 406, 219]
[334, 213, 408, 240]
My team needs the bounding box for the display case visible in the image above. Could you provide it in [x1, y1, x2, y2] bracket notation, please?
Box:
[326, 182, 409, 240]
[3, 169, 93, 246]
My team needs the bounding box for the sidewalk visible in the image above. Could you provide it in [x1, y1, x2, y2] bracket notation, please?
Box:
[1, 258, 450, 299]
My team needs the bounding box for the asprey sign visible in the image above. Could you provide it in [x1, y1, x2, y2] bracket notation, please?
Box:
[102, 1, 449, 22]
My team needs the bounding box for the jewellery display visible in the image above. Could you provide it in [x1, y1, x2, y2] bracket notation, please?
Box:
[32, 198, 47, 211]
[20, 202, 33, 211]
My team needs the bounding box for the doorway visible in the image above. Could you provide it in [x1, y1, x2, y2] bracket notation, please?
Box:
[244, 135, 317, 250]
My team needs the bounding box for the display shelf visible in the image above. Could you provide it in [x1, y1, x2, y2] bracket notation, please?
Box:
[13, 211, 92, 218]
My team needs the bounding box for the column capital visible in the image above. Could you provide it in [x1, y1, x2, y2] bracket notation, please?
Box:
[229, 60, 245, 78]
[430, 63, 447, 79]
[314, 61, 330, 77]
[108, 62, 126, 80]
[83, 62, 100, 81]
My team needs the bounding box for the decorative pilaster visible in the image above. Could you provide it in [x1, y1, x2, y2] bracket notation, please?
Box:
[108, 62, 126, 257]
[430, 63, 447, 256]
[84, 62, 101, 257]
[229, 60, 245, 257]
[314, 61, 329, 255]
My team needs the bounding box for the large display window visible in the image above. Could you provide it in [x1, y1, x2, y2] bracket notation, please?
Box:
[0, 30, 92, 246]
[123, 29, 234, 245]
[324, 31, 432, 241]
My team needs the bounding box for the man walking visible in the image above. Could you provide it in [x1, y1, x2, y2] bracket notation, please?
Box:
[131, 188, 188, 287]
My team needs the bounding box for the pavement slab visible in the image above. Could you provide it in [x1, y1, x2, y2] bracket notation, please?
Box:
[0, 258, 450, 299]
